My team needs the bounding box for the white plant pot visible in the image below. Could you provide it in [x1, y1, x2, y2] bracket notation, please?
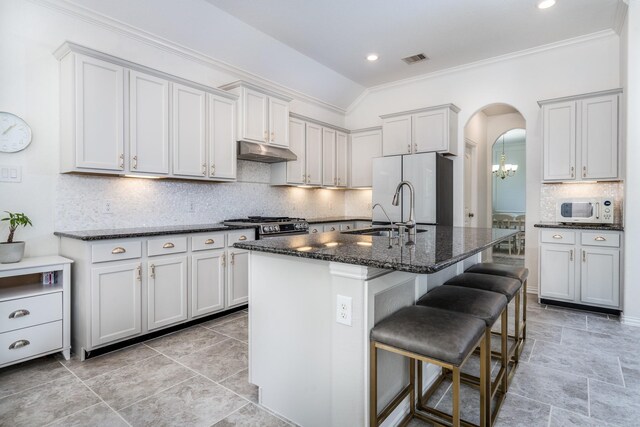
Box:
[0, 241, 26, 263]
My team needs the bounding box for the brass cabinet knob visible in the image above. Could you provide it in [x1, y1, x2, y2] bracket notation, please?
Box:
[150, 264, 156, 278]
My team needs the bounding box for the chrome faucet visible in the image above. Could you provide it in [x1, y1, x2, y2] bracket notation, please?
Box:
[372, 203, 394, 248]
[392, 180, 416, 244]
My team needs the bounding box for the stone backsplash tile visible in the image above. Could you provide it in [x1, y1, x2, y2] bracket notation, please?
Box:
[540, 182, 624, 224]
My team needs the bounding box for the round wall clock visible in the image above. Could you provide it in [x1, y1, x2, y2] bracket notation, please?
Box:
[0, 112, 32, 153]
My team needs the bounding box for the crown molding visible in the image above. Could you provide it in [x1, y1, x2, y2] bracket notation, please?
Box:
[614, 1, 629, 34]
[346, 29, 618, 114]
[537, 87, 623, 107]
[29, 0, 348, 115]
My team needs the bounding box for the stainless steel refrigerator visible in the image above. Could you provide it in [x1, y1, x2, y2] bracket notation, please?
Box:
[372, 152, 453, 225]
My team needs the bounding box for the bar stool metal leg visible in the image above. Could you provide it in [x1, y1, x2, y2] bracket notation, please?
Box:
[370, 342, 377, 427]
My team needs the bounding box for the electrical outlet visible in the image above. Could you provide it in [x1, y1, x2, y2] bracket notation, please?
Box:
[102, 200, 113, 214]
[336, 295, 352, 326]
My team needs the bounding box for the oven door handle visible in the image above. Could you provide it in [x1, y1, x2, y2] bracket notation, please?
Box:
[595, 202, 600, 219]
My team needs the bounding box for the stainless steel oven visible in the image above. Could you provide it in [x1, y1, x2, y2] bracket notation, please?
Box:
[223, 216, 309, 239]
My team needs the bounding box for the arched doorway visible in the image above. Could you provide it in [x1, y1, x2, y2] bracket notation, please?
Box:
[463, 104, 526, 266]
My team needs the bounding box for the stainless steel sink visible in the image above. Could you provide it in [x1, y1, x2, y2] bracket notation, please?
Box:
[342, 227, 427, 237]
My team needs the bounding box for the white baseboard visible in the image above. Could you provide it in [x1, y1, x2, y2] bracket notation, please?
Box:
[621, 314, 640, 327]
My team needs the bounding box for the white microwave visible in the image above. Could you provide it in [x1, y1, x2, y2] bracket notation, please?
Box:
[556, 198, 614, 224]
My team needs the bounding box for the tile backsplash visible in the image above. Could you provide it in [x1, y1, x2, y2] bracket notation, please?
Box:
[539, 182, 624, 224]
[55, 161, 357, 231]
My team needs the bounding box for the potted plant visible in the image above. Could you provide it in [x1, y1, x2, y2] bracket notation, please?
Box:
[0, 211, 32, 263]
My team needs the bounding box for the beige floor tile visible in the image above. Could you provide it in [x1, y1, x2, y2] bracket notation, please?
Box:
[179, 339, 248, 382]
[145, 326, 228, 359]
[210, 315, 248, 342]
[219, 369, 258, 403]
[63, 343, 159, 380]
[213, 403, 289, 427]
[48, 402, 128, 427]
[0, 356, 71, 398]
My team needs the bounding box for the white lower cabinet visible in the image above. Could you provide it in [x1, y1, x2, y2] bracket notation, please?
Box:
[192, 251, 225, 318]
[90, 262, 142, 347]
[228, 249, 249, 307]
[147, 256, 188, 330]
[538, 229, 622, 309]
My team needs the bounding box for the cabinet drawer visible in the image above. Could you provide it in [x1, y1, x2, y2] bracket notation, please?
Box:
[228, 230, 255, 246]
[0, 293, 62, 334]
[148, 236, 187, 257]
[92, 241, 142, 263]
[540, 230, 576, 244]
[581, 232, 620, 248]
[309, 225, 322, 235]
[0, 321, 62, 366]
[192, 233, 225, 251]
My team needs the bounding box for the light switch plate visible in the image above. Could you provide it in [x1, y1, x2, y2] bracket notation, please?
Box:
[0, 165, 21, 183]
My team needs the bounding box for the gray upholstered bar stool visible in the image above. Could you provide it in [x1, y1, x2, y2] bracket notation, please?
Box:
[466, 263, 529, 350]
[443, 273, 522, 374]
[370, 305, 490, 427]
[416, 285, 509, 424]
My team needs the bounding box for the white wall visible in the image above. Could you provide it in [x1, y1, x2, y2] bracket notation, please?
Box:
[0, 0, 356, 256]
[346, 33, 621, 290]
[622, 0, 640, 325]
[463, 112, 487, 227]
[492, 132, 526, 215]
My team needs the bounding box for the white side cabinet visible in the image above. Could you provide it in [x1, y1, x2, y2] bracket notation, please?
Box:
[350, 128, 382, 188]
[538, 228, 622, 309]
[540, 89, 621, 182]
[221, 81, 292, 148]
[381, 104, 459, 157]
[0, 257, 73, 368]
[59, 228, 253, 359]
[172, 83, 207, 178]
[322, 128, 337, 186]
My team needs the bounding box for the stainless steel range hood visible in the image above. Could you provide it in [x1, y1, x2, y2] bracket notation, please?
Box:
[237, 140, 297, 163]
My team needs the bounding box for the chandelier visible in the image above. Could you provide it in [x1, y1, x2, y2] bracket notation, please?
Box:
[492, 134, 518, 180]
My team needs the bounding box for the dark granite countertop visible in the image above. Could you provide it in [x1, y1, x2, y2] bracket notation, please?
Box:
[234, 226, 517, 274]
[306, 216, 372, 224]
[534, 223, 624, 231]
[55, 223, 255, 241]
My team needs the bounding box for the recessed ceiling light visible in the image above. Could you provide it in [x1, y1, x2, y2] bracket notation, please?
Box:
[367, 54, 379, 62]
[537, 0, 556, 9]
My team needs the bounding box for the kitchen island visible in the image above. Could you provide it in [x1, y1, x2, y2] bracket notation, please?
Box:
[235, 226, 516, 427]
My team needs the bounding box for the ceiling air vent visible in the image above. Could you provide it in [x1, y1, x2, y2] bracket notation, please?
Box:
[401, 53, 428, 65]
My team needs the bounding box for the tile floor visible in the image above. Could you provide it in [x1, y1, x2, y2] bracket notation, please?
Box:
[1, 297, 638, 427]
[0, 309, 290, 427]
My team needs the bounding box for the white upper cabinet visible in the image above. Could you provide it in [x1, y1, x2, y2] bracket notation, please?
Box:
[208, 95, 236, 179]
[350, 128, 382, 188]
[336, 132, 348, 188]
[305, 123, 323, 186]
[269, 97, 290, 147]
[540, 89, 621, 182]
[56, 43, 238, 181]
[65, 54, 125, 172]
[381, 105, 459, 157]
[286, 118, 306, 185]
[221, 81, 292, 148]
[129, 70, 169, 175]
[172, 83, 207, 178]
[581, 94, 618, 180]
[322, 128, 337, 186]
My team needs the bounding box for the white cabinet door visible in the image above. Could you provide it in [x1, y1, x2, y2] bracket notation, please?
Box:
[228, 250, 249, 307]
[269, 97, 290, 147]
[192, 251, 225, 318]
[306, 123, 323, 186]
[90, 262, 141, 346]
[322, 128, 337, 186]
[172, 83, 207, 177]
[75, 55, 124, 171]
[350, 129, 382, 188]
[129, 70, 169, 174]
[539, 244, 575, 302]
[403, 153, 437, 224]
[413, 109, 447, 153]
[580, 247, 620, 308]
[336, 131, 349, 187]
[543, 101, 576, 181]
[208, 95, 236, 179]
[147, 256, 188, 330]
[382, 115, 412, 156]
[581, 95, 618, 180]
[287, 118, 306, 184]
[242, 88, 268, 143]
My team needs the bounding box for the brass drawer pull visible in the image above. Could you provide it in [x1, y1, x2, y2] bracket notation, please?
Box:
[163, 242, 175, 249]
[205, 239, 215, 245]
[9, 340, 30, 350]
[238, 235, 247, 241]
[112, 247, 126, 254]
[9, 309, 30, 319]
[552, 234, 563, 239]
[230, 253, 235, 265]
[312, 229, 318, 233]
[594, 236, 606, 241]
[150, 264, 155, 278]
[330, 227, 336, 231]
